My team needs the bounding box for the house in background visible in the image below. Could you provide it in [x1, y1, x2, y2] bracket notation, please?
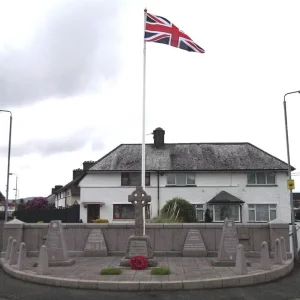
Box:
[293, 192, 300, 207]
[0, 192, 5, 212]
[55, 161, 96, 208]
[47, 185, 63, 206]
[78, 127, 292, 223]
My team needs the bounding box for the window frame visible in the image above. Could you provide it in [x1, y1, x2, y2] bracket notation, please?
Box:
[192, 204, 205, 221]
[166, 172, 196, 186]
[247, 172, 276, 185]
[112, 203, 151, 220]
[248, 204, 277, 222]
[212, 204, 241, 223]
[121, 172, 150, 186]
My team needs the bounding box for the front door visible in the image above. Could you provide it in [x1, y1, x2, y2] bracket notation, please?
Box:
[87, 204, 100, 223]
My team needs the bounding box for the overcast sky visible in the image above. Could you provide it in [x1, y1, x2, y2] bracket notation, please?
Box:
[1, 0, 300, 198]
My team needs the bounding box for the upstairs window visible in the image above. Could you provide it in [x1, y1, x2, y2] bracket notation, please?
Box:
[247, 172, 276, 185]
[167, 173, 196, 186]
[121, 172, 150, 186]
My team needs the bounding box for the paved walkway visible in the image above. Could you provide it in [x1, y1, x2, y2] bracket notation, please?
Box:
[0, 256, 293, 291]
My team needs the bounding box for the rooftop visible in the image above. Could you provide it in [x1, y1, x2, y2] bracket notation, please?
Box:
[89, 143, 291, 172]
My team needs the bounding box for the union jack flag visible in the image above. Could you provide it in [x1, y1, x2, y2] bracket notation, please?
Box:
[144, 13, 205, 54]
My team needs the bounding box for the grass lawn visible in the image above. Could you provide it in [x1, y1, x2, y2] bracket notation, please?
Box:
[100, 268, 122, 275]
[151, 267, 170, 275]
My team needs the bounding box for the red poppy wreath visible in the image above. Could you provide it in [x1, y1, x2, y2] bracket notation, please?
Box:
[129, 255, 149, 270]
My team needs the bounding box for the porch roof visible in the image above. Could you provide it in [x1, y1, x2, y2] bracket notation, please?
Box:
[207, 191, 244, 204]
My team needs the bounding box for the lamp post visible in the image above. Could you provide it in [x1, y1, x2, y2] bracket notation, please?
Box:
[9, 173, 18, 200]
[284, 91, 300, 261]
[0, 110, 12, 222]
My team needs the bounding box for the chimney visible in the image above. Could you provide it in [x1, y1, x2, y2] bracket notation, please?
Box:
[73, 168, 84, 180]
[83, 160, 95, 170]
[153, 127, 165, 149]
[52, 185, 63, 194]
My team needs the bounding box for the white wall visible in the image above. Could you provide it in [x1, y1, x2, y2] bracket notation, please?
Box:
[79, 171, 290, 223]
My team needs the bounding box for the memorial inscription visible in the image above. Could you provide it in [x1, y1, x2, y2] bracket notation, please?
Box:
[84, 229, 107, 256]
[217, 219, 239, 261]
[183, 229, 207, 256]
[129, 240, 148, 257]
[43, 220, 75, 266]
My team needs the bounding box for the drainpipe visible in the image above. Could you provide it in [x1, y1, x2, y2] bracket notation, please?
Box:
[157, 171, 160, 216]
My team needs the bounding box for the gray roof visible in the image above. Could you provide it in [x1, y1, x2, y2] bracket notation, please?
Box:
[207, 191, 244, 204]
[89, 143, 292, 172]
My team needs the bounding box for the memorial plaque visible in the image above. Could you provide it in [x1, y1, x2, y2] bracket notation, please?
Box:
[183, 229, 207, 257]
[128, 240, 148, 257]
[217, 219, 239, 261]
[84, 229, 107, 256]
[43, 220, 74, 266]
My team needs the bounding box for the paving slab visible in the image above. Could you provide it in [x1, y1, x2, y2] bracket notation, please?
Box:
[0, 256, 294, 291]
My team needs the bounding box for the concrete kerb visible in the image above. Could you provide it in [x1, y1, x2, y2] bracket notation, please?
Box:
[0, 258, 294, 291]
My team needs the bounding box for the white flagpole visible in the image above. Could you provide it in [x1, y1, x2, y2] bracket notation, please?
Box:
[142, 8, 147, 236]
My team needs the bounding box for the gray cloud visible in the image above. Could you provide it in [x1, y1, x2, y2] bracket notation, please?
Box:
[0, 126, 104, 157]
[0, 0, 122, 108]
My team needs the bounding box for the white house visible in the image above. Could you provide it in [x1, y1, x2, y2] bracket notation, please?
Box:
[79, 127, 293, 224]
[54, 161, 96, 208]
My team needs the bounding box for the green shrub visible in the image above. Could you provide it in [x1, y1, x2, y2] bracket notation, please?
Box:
[100, 268, 122, 275]
[93, 219, 109, 223]
[151, 267, 170, 275]
[37, 221, 44, 223]
[160, 197, 197, 223]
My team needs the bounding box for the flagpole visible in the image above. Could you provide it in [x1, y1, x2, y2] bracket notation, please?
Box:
[142, 8, 147, 236]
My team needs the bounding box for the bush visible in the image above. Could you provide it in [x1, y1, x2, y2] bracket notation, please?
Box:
[25, 197, 48, 211]
[160, 197, 197, 223]
[93, 219, 109, 223]
[37, 221, 44, 223]
[17, 199, 25, 211]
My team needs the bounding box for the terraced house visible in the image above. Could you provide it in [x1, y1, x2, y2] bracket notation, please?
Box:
[78, 127, 292, 224]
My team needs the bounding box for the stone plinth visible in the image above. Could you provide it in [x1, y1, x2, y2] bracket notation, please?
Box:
[212, 219, 250, 267]
[182, 229, 207, 257]
[120, 235, 157, 267]
[34, 220, 74, 267]
[84, 229, 107, 257]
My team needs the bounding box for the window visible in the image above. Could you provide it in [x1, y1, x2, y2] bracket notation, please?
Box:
[213, 205, 240, 222]
[247, 172, 276, 185]
[248, 204, 277, 222]
[193, 204, 204, 221]
[121, 173, 150, 186]
[166, 173, 196, 186]
[113, 204, 150, 219]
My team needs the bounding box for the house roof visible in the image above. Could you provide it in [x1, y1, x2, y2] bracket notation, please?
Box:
[89, 143, 292, 172]
[55, 173, 86, 195]
[207, 191, 244, 204]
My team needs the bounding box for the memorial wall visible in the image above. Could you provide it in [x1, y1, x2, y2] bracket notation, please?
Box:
[1, 222, 290, 258]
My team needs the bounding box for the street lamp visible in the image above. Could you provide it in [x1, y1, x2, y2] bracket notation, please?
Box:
[9, 173, 18, 200]
[0, 110, 12, 222]
[284, 91, 300, 261]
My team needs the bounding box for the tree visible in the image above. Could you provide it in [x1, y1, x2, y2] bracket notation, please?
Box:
[160, 197, 197, 223]
[16, 198, 25, 211]
[25, 197, 48, 211]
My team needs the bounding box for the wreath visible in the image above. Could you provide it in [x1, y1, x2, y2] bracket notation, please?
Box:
[129, 255, 149, 270]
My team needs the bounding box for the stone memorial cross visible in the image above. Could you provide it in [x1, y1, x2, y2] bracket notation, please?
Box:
[128, 186, 151, 236]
